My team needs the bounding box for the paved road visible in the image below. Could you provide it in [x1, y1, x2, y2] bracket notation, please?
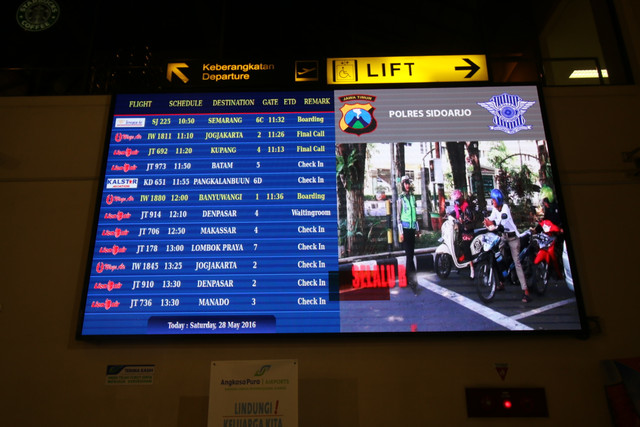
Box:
[340, 257, 582, 333]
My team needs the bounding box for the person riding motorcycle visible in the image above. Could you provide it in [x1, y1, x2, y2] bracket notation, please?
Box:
[452, 189, 475, 279]
[483, 189, 532, 302]
[535, 185, 565, 278]
[539, 185, 562, 229]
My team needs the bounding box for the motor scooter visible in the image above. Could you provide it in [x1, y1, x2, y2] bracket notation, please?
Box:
[530, 219, 563, 295]
[434, 212, 485, 279]
[474, 214, 534, 302]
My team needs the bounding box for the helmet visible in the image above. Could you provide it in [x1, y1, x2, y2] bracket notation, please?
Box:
[490, 189, 504, 206]
[451, 189, 463, 204]
[540, 185, 554, 203]
[401, 175, 412, 184]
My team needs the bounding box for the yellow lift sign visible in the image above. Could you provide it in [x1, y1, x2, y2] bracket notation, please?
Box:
[327, 55, 488, 84]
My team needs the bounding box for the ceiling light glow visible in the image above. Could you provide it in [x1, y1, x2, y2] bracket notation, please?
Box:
[569, 69, 609, 79]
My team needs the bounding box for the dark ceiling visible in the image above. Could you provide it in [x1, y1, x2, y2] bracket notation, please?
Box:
[0, 1, 568, 94]
[2, 1, 559, 65]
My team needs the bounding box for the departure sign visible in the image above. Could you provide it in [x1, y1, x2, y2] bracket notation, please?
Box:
[79, 86, 586, 337]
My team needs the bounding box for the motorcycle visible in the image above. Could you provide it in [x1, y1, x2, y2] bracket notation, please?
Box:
[530, 219, 563, 295]
[474, 214, 534, 302]
[434, 212, 486, 279]
[562, 240, 574, 292]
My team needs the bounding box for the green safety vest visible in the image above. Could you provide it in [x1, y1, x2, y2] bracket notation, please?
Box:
[400, 193, 417, 228]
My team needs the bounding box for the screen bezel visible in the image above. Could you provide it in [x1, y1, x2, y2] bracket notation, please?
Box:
[76, 83, 590, 340]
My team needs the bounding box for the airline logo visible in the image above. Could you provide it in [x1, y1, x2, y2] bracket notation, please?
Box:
[115, 118, 146, 128]
[106, 178, 138, 189]
[95, 262, 126, 273]
[101, 227, 130, 238]
[94, 281, 123, 291]
[114, 133, 142, 142]
[113, 148, 140, 157]
[91, 299, 120, 310]
[99, 245, 128, 255]
[105, 195, 134, 205]
[111, 163, 138, 172]
[103, 211, 132, 221]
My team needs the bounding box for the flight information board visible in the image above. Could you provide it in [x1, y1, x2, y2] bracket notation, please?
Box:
[79, 86, 586, 337]
[83, 91, 339, 335]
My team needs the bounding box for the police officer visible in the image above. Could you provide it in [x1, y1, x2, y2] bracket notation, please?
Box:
[398, 175, 419, 293]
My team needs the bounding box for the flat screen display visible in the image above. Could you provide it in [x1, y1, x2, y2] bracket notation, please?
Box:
[78, 85, 586, 337]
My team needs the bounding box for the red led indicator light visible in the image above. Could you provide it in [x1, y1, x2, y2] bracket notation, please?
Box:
[503, 400, 513, 409]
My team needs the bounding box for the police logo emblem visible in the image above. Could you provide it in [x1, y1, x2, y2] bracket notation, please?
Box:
[16, 0, 60, 32]
[478, 93, 535, 134]
[338, 95, 377, 136]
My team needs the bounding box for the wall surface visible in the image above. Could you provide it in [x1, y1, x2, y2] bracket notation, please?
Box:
[2, 3, 640, 424]
[0, 86, 639, 427]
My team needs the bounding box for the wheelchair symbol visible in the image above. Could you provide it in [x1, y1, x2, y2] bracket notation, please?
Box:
[339, 67, 352, 79]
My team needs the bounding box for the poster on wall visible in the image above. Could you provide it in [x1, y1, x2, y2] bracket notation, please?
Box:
[105, 364, 155, 385]
[602, 357, 640, 426]
[208, 359, 298, 427]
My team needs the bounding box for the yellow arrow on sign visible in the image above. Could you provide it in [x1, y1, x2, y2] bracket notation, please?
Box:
[166, 63, 189, 83]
